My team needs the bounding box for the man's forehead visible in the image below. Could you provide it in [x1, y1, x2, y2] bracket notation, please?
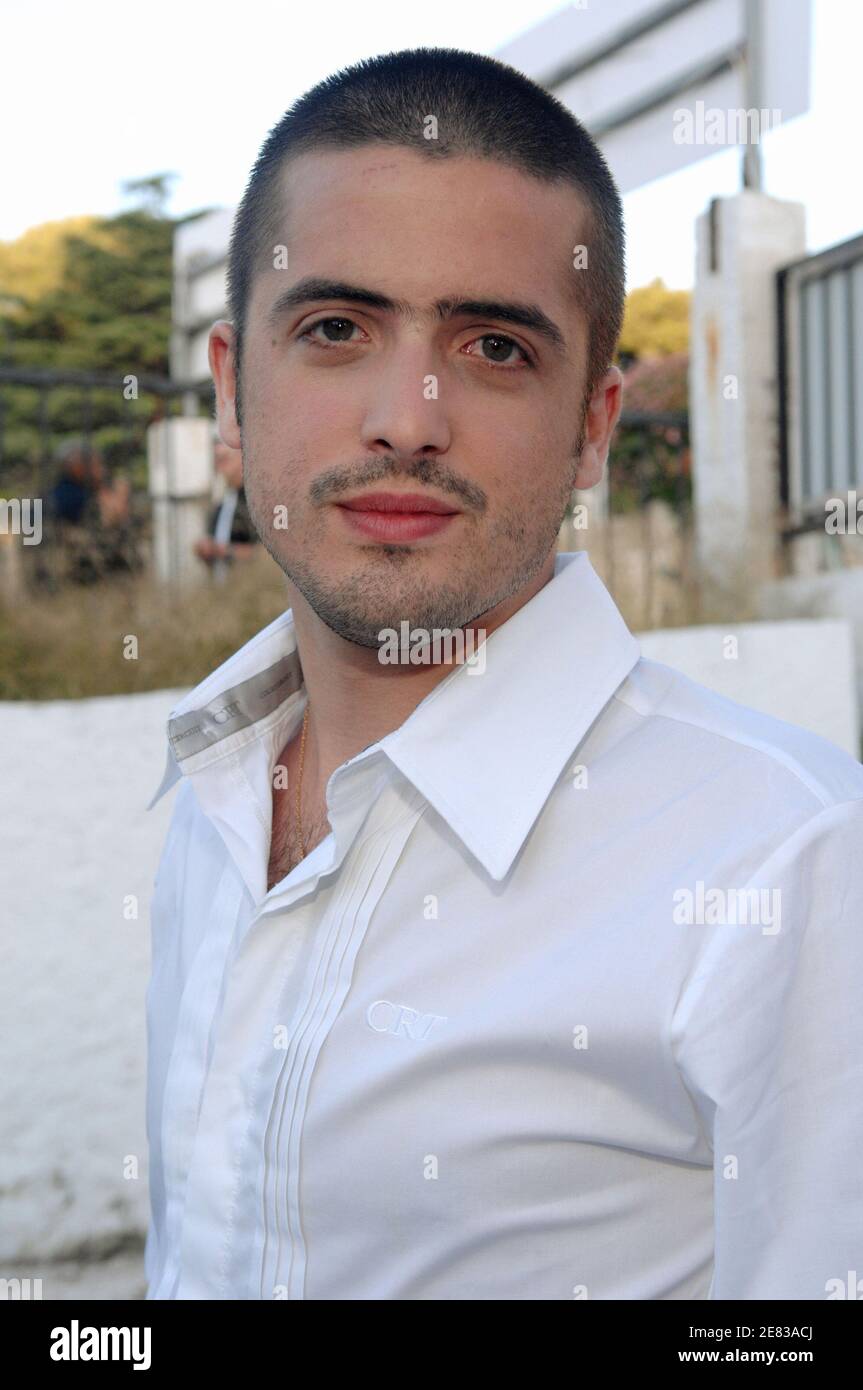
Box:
[243, 147, 591, 345]
[254, 155, 588, 331]
[274, 143, 591, 245]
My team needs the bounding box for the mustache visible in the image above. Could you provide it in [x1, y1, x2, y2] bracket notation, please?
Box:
[309, 459, 487, 513]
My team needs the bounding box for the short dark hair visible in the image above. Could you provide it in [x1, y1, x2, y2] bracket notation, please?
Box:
[226, 46, 626, 423]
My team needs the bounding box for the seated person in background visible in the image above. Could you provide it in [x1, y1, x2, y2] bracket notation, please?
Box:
[46, 439, 135, 580]
[47, 440, 105, 524]
[194, 438, 259, 565]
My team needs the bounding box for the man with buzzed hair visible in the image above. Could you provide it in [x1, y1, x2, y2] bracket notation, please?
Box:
[145, 47, 863, 1301]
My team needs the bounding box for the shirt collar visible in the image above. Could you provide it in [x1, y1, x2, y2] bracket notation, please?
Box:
[382, 550, 641, 879]
[148, 551, 641, 881]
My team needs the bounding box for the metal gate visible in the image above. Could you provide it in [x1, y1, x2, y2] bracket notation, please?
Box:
[778, 231, 863, 530]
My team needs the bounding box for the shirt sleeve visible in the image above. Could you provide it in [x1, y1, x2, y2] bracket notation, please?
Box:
[670, 797, 863, 1300]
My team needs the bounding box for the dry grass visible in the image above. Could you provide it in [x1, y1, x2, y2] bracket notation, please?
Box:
[0, 548, 290, 700]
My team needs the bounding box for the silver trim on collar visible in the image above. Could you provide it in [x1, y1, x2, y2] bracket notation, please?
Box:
[168, 648, 304, 761]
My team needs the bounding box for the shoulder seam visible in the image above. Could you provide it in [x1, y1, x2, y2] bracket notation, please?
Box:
[612, 678, 861, 812]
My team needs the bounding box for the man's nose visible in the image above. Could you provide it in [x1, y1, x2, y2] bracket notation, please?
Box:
[359, 342, 452, 461]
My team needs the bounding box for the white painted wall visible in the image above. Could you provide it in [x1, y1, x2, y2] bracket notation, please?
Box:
[637, 618, 859, 756]
[0, 689, 182, 1299]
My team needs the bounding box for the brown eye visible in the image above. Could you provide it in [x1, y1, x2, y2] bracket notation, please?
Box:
[465, 334, 531, 369]
[302, 317, 362, 344]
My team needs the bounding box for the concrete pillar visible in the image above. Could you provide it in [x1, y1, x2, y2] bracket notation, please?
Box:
[690, 192, 806, 619]
[147, 418, 212, 585]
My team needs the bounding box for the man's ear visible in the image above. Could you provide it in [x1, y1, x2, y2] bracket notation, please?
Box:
[572, 364, 624, 491]
[208, 320, 242, 450]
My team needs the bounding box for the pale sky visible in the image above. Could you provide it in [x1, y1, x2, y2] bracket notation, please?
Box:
[1, 0, 859, 290]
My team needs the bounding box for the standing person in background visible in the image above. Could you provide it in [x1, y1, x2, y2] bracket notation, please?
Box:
[194, 434, 259, 573]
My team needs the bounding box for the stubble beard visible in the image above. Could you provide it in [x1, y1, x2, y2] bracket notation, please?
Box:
[239, 414, 587, 652]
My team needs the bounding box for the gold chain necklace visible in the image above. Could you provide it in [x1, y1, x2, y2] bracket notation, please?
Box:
[293, 702, 310, 863]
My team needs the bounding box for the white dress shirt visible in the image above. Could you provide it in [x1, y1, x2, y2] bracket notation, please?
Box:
[144, 549, 863, 1300]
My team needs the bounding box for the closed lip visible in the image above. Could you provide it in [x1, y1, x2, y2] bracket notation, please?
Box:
[335, 492, 460, 515]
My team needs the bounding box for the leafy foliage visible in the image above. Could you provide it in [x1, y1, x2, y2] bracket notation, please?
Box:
[0, 179, 214, 486]
[619, 278, 690, 358]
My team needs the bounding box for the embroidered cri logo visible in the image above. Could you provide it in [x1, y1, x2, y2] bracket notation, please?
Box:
[366, 999, 448, 1041]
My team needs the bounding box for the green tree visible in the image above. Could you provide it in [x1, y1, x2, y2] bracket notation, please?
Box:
[0, 179, 212, 482]
[619, 278, 690, 359]
[120, 172, 178, 219]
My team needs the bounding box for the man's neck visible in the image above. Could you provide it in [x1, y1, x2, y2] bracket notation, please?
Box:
[285, 548, 558, 798]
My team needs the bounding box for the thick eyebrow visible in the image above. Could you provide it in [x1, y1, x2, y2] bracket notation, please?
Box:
[264, 276, 568, 357]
